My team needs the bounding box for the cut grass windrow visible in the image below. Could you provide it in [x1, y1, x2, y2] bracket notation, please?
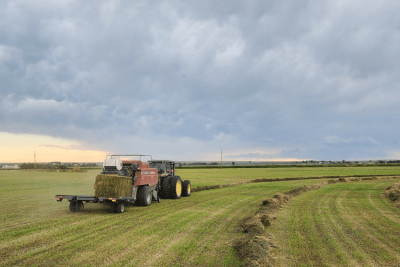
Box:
[233, 182, 328, 267]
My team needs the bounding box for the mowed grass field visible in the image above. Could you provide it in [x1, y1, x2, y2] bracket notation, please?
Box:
[271, 178, 400, 267]
[178, 166, 400, 187]
[1, 167, 400, 266]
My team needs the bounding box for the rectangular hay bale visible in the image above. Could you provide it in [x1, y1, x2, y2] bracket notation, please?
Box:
[94, 174, 133, 198]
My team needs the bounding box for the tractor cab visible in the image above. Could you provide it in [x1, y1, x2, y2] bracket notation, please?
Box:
[148, 160, 176, 177]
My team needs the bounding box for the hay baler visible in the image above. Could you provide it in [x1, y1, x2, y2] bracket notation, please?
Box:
[55, 155, 191, 214]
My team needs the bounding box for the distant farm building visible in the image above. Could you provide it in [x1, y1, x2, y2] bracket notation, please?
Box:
[1, 165, 19, 169]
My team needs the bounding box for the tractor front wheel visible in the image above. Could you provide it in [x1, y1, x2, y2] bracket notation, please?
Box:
[169, 176, 182, 199]
[182, 180, 191, 197]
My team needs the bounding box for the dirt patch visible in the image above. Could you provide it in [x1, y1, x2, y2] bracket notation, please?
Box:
[233, 182, 328, 267]
[384, 181, 400, 207]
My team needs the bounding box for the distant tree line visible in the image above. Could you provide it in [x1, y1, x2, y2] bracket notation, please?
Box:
[20, 163, 68, 169]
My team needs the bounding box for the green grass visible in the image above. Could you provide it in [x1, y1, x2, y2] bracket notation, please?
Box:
[271, 178, 400, 266]
[1, 168, 400, 266]
[0, 169, 337, 266]
[178, 166, 400, 187]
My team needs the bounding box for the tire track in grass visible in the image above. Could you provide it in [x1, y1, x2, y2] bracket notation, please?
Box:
[337, 190, 392, 266]
[2, 203, 186, 265]
[0, 206, 71, 232]
[29, 199, 219, 266]
[6, 217, 142, 266]
[357, 190, 400, 264]
[167, 196, 256, 266]
[352, 184, 400, 246]
[2, 193, 235, 265]
[330, 191, 377, 266]
[73, 210, 205, 266]
[350, 208, 400, 265]
[368, 191, 400, 224]
[347, 187, 400, 258]
[311, 189, 344, 265]
[76, 192, 251, 266]
[316, 188, 357, 266]
[139, 196, 253, 267]
[287, 191, 322, 266]
[298, 191, 324, 266]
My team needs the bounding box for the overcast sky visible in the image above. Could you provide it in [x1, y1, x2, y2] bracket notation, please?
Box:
[1, 0, 400, 162]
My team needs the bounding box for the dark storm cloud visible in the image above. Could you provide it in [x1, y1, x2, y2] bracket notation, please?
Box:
[1, 0, 399, 160]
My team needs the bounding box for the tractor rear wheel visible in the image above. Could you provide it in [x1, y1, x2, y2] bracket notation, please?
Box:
[169, 176, 182, 199]
[137, 185, 152, 206]
[69, 201, 76, 212]
[182, 180, 191, 197]
[160, 176, 171, 199]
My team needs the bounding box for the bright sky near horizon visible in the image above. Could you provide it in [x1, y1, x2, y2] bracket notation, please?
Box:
[1, 1, 400, 163]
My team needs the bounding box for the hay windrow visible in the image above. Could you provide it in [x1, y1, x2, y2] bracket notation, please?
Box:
[94, 174, 133, 198]
[233, 182, 329, 267]
[384, 181, 400, 207]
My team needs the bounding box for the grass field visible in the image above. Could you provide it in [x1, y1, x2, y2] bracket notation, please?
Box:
[178, 166, 400, 187]
[271, 178, 400, 267]
[1, 167, 400, 266]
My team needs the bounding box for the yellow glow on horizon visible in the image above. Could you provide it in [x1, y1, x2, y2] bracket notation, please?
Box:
[0, 132, 108, 163]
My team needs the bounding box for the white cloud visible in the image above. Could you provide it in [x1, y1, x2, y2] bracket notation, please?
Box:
[323, 135, 378, 145]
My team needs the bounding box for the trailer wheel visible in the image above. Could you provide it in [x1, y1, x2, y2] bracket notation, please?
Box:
[137, 186, 152, 206]
[169, 176, 182, 199]
[160, 176, 171, 199]
[116, 202, 125, 213]
[76, 201, 84, 212]
[110, 203, 117, 213]
[69, 201, 76, 212]
[182, 180, 191, 197]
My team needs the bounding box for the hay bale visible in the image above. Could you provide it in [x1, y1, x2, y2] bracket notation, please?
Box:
[94, 174, 133, 198]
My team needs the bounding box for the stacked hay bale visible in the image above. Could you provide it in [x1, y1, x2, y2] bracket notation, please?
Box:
[95, 174, 133, 198]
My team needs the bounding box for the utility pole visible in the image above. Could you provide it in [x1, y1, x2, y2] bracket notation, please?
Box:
[221, 150, 222, 168]
[34, 151, 37, 170]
